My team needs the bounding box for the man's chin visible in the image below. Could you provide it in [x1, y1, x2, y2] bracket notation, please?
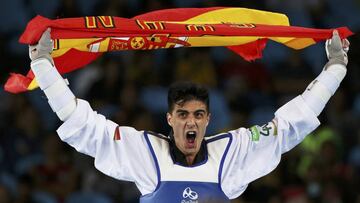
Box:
[183, 144, 199, 154]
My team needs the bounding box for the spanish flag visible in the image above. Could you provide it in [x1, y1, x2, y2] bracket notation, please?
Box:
[4, 7, 353, 93]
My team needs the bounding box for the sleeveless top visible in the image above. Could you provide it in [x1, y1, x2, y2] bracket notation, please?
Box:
[140, 132, 232, 203]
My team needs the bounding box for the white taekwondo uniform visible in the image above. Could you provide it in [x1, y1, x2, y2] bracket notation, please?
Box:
[56, 95, 319, 202]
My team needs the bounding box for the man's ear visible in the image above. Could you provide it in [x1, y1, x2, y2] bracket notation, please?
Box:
[167, 112, 172, 126]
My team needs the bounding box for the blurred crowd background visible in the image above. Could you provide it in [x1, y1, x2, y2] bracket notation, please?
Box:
[0, 0, 360, 202]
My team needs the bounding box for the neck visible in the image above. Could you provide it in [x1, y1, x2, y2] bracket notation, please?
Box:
[185, 155, 196, 166]
[170, 140, 206, 166]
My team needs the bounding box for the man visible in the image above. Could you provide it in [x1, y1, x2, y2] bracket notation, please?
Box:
[29, 28, 349, 202]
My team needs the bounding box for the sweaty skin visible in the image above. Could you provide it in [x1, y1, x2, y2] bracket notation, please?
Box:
[167, 100, 210, 165]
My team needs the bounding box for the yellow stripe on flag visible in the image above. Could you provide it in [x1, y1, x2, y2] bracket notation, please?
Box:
[283, 38, 316, 49]
[182, 8, 289, 25]
[52, 38, 110, 57]
[27, 79, 38, 90]
[186, 36, 260, 47]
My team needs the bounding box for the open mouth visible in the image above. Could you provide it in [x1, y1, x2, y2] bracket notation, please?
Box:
[186, 131, 197, 144]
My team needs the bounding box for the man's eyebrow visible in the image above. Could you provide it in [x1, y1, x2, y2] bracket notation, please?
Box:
[194, 109, 206, 114]
[176, 109, 189, 113]
[175, 109, 207, 114]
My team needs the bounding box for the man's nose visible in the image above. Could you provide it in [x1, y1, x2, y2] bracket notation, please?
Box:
[186, 116, 196, 127]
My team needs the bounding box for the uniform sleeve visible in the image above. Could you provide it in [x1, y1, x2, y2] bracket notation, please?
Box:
[56, 99, 157, 195]
[221, 96, 320, 199]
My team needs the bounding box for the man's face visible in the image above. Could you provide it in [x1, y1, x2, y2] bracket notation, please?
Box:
[167, 100, 210, 157]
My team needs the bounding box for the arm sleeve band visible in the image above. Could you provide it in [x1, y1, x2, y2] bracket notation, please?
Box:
[301, 90, 326, 116]
[56, 100, 77, 121]
[35, 68, 61, 90]
[43, 78, 69, 99]
[326, 63, 347, 81]
[302, 63, 347, 116]
[48, 88, 75, 112]
[30, 58, 76, 121]
[317, 71, 340, 95]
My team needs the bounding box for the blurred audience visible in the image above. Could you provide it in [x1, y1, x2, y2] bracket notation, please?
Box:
[0, 0, 359, 202]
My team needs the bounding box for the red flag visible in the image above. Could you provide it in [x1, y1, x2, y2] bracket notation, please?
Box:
[4, 7, 354, 93]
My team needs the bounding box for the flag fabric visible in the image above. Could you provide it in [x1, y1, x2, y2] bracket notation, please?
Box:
[4, 7, 353, 93]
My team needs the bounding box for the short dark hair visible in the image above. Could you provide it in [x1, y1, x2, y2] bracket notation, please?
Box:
[167, 81, 210, 113]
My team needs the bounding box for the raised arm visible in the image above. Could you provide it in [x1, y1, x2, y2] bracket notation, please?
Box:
[221, 30, 350, 199]
[29, 29, 157, 195]
[29, 28, 77, 121]
[302, 30, 349, 117]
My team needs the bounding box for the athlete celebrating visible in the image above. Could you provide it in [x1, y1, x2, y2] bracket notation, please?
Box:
[28, 28, 349, 202]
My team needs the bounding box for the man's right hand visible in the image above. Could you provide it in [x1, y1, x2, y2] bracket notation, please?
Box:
[29, 28, 54, 65]
[28, 28, 77, 121]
